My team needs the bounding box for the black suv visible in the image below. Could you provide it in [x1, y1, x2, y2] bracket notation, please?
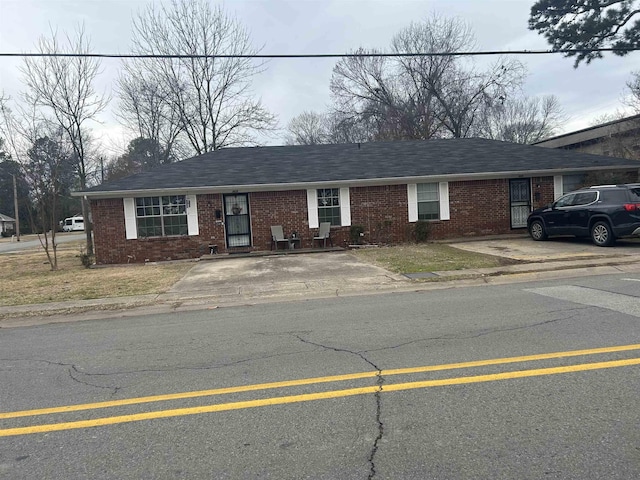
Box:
[527, 184, 640, 246]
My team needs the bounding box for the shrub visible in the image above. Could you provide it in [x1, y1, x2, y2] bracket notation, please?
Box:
[350, 225, 365, 244]
[414, 220, 430, 243]
[80, 253, 95, 268]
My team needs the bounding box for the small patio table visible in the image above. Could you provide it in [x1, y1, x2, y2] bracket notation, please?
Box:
[288, 236, 301, 250]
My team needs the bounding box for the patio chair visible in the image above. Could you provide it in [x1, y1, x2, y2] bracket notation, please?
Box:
[271, 225, 290, 250]
[313, 222, 333, 248]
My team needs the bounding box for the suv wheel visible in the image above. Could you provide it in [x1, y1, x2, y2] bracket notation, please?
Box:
[591, 221, 615, 247]
[529, 220, 547, 241]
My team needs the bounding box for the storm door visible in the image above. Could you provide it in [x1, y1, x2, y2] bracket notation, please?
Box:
[509, 179, 531, 229]
[223, 194, 251, 248]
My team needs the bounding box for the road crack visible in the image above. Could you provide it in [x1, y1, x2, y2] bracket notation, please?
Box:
[361, 314, 577, 354]
[292, 334, 384, 479]
[69, 365, 119, 393]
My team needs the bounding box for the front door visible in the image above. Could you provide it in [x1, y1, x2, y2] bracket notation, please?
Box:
[509, 179, 531, 229]
[223, 194, 251, 248]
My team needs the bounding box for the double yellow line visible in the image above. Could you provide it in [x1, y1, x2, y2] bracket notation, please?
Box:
[2, 344, 640, 437]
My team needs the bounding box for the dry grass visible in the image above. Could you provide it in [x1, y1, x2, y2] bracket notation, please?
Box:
[352, 243, 519, 274]
[1, 239, 518, 308]
[0, 241, 194, 307]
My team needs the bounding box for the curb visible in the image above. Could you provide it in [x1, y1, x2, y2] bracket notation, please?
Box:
[2, 256, 640, 326]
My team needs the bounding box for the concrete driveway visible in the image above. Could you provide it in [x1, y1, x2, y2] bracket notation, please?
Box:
[449, 236, 640, 262]
[164, 251, 411, 303]
[164, 236, 640, 305]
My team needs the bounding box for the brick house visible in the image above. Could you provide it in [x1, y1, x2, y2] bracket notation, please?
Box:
[77, 138, 639, 265]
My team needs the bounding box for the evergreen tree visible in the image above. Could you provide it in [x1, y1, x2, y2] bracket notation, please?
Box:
[529, 0, 640, 66]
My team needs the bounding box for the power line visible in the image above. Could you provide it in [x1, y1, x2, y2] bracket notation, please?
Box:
[0, 47, 638, 59]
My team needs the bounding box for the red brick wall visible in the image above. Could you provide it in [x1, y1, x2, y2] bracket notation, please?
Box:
[431, 179, 513, 239]
[196, 194, 226, 253]
[532, 176, 555, 210]
[350, 185, 410, 244]
[88, 175, 566, 264]
[249, 190, 311, 249]
[91, 198, 207, 265]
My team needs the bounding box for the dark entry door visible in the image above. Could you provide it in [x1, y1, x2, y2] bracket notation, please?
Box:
[509, 179, 531, 229]
[223, 194, 251, 248]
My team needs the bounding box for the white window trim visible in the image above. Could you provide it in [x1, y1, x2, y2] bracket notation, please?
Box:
[407, 184, 418, 222]
[553, 175, 563, 200]
[307, 188, 351, 227]
[306, 189, 319, 229]
[408, 182, 450, 222]
[339, 187, 351, 227]
[123, 198, 137, 240]
[186, 194, 199, 235]
[124, 194, 199, 239]
[438, 182, 450, 220]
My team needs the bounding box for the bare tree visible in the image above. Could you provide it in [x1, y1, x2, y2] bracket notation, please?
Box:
[285, 111, 330, 145]
[624, 71, 640, 113]
[427, 59, 525, 138]
[589, 111, 629, 126]
[0, 97, 73, 270]
[24, 134, 75, 270]
[325, 111, 375, 144]
[283, 109, 377, 145]
[20, 25, 107, 257]
[391, 16, 473, 139]
[331, 49, 427, 141]
[330, 15, 526, 141]
[130, 0, 276, 154]
[477, 95, 565, 144]
[116, 61, 186, 163]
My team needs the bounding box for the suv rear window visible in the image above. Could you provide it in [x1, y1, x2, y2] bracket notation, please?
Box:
[599, 189, 629, 203]
[628, 188, 640, 202]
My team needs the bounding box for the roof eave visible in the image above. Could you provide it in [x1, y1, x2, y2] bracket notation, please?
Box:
[74, 164, 639, 199]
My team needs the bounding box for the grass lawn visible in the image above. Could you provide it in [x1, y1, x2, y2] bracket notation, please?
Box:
[0, 239, 519, 308]
[352, 243, 520, 274]
[0, 241, 194, 307]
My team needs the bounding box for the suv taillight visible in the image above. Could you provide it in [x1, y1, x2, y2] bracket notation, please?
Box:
[623, 203, 640, 211]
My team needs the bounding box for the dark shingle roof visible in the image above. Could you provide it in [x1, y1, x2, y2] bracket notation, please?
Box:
[83, 138, 639, 195]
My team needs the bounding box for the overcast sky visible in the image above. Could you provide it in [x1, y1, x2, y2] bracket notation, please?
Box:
[0, 0, 638, 156]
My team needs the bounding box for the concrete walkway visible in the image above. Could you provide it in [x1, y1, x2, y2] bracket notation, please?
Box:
[2, 237, 640, 327]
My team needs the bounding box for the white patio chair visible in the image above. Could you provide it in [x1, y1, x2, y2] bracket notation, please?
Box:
[271, 225, 290, 250]
[313, 222, 333, 248]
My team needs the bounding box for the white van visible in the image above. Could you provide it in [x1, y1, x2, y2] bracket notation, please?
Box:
[62, 216, 84, 232]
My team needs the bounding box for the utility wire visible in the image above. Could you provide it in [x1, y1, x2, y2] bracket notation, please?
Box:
[0, 47, 638, 59]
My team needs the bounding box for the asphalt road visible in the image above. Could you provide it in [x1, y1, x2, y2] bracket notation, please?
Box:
[0, 233, 85, 254]
[1, 273, 640, 479]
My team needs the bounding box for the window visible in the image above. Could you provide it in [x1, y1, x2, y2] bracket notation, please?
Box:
[556, 191, 597, 208]
[135, 195, 188, 237]
[572, 192, 597, 206]
[562, 174, 585, 195]
[554, 193, 575, 208]
[417, 183, 439, 220]
[317, 188, 341, 226]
